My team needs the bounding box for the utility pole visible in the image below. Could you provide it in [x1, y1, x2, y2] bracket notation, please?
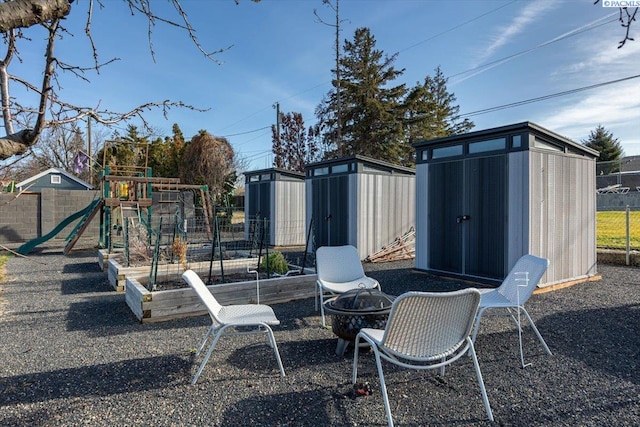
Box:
[87, 116, 92, 186]
[315, 0, 344, 152]
[273, 102, 281, 168]
[334, 0, 342, 150]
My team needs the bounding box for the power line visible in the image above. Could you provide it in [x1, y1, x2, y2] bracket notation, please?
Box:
[460, 74, 640, 118]
[217, 1, 519, 137]
[397, 0, 518, 54]
[218, 6, 620, 142]
[450, 13, 618, 83]
[220, 126, 270, 138]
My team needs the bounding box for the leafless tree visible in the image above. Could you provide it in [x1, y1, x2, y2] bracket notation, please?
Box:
[594, 1, 637, 48]
[180, 131, 236, 204]
[0, 0, 259, 161]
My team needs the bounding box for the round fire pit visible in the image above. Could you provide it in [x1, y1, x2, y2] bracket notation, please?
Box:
[324, 287, 395, 356]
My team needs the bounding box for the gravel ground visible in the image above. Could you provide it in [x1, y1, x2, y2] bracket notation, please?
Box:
[0, 244, 638, 427]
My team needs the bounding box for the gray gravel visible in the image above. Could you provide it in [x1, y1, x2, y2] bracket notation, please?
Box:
[0, 244, 638, 426]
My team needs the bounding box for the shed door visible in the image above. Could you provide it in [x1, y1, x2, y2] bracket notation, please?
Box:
[247, 182, 271, 220]
[428, 155, 507, 280]
[428, 161, 463, 274]
[311, 175, 349, 247]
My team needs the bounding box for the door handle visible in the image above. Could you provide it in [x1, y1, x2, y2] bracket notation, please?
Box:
[456, 215, 471, 223]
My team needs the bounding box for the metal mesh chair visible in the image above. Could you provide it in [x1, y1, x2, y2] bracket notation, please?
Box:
[352, 289, 493, 426]
[315, 245, 380, 327]
[471, 254, 552, 368]
[182, 270, 285, 384]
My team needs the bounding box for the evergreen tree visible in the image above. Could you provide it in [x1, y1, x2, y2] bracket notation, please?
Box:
[96, 125, 148, 174]
[404, 66, 474, 148]
[582, 125, 624, 174]
[316, 27, 406, 162]
[148, 124, 186, 178]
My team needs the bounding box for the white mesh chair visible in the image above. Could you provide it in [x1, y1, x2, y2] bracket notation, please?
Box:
[315, 245, 380, 327]
[352, 289, 493, 427]
[182, 270, 285, 384]
[471, 254, 552, 367]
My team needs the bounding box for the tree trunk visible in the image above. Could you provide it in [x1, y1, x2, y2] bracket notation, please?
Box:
[0, 0, 71, 32]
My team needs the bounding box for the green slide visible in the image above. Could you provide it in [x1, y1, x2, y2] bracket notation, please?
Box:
[17, 199, 101, 255]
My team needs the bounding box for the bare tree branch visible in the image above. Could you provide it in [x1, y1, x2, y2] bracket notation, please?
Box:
[0, 0, 259, 161]
[0, 0, 71, 32]
[594, 1, 637, 47]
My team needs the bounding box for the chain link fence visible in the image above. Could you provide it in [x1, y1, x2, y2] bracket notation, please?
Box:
[596, 159, 640, 264]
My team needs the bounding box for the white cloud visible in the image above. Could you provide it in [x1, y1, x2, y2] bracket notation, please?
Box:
[476, 0, 558, 65]
[537, 80, 640, 154]
[552, 35, 640, 79]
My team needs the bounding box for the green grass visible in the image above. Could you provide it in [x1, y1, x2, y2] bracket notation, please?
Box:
[597, 211, 640, 249]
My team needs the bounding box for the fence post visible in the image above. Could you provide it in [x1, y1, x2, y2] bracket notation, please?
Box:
[626, 205, 630, 266]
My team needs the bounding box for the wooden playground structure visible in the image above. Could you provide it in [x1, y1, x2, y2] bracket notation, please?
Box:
[63, 165, 212, 255]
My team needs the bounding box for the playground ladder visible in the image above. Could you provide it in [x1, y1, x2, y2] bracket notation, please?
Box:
[119, 201, 141, 227]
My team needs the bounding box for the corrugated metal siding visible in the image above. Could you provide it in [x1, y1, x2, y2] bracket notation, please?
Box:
[305, 180, 313, 251]
[273, 180, 306, 246]
[415, 164, 428, 270]
[529, 151, 596, 285]
[356, 173, 415, 260]
[507, 151, 529, 270]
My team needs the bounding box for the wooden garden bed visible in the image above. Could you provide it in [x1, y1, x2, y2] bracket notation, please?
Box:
[125, 267, 317, 323]
[97, 248, 121, 272]
[106, 256, 259, 292]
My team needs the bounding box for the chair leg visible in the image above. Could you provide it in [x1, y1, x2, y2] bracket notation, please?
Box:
[471, 308, 487, 343]
[192, 331, 224, 384]
[352, 334, 362, 384]
[353, 334, 394, 427]
[265, 326, 286, 377]
[373, 346, 394, 427]
[467, 338, 494, 421]
[520, 308, 552, 355]
[196, 326, 214, 356]
[319, 287, 328, 328]
[506, 307, 524, 332]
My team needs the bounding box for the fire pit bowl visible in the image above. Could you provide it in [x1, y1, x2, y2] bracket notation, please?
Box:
[324, 287, 395, 356]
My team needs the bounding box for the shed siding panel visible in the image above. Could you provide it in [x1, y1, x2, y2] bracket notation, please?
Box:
[529, 151, 597, 285]
[357, 173, 415, 260]
[415, 163, 428, 270]
[273, 180, 306, 246]
[507, 151, 529, 270]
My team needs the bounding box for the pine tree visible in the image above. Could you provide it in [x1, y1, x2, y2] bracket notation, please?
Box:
[404, 66, 474, 146]
[582, 125, 624, 174]
[316, 27, 406, 162]
[148, 124, 185, 178]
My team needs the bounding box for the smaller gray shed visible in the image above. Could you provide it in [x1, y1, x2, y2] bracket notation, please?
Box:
[16, 168, 93, 192]
[305, 155, 415, 260]
[243, 168, 306, 247]
[413, 121, 599, 287]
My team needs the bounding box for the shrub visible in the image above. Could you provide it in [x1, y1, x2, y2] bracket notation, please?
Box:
[261, 252, 289, 275]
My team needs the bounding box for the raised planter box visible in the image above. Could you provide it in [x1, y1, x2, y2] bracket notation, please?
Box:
[107, 256, 260, 292]
[125, 267, 317, 323]
[97, 249, 122, 272]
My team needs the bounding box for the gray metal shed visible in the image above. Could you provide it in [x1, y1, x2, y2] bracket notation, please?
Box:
[305, 155, 416, 260]
[413, 121, 599, 287]
[243, 168, 306, 247]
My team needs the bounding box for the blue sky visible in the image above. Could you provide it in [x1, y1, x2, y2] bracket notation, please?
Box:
[14, 0, 640, 171]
